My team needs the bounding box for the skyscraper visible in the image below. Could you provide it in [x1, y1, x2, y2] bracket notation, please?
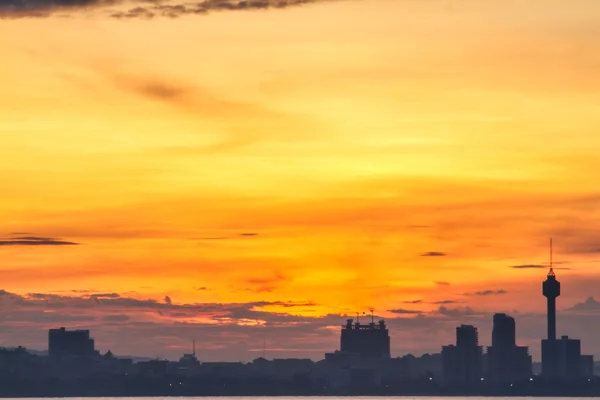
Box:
[339, 319, 390, 358]
[48, 327, 96, 359]
[487, 313, 532, 383]
[456, 324, 478, 348]
[442, 325, 483, 385]
[492, 313, 515, 348]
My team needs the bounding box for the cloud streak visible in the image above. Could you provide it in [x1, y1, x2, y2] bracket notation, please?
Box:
[464, 289, 507, 296]
[0, 236, 79, 246]
[510, 264, 571, 270]
[111, 0, 329, 20]
[388, 308, 422, 315]
[421, 252, 446, 257]
[0, 0, 335, 19]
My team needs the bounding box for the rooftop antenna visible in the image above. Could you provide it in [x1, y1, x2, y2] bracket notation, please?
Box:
[262, 340, 266, 359]
[370, 308, 374, 324]
[548, 238, 555, 277]
[192, 339, 196, 356]
[550, 238, 553, 269]
[356, 312, 360, 324]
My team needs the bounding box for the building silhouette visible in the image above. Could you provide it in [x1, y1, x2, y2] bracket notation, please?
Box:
[442, 325, 483, 385]
[581, 355, 594, 378]
[337, 318, 390, 359]
[492, 313, 515, 348]
[486, 313, 532, 383]
[48, 327, 96, 359]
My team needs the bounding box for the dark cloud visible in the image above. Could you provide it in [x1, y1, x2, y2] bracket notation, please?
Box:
[465, 289, 507, 296]
[437, 305, 480, 318]
[388, 308, 422, 315]
[271, 301, 316, 308]
[566, 297, 600, 313]
[239, 232, 258, 237]
[110, 0, 325, 20]
[0, 0, 334, 19]
[0, 0, 113, 17]
[195, 287, 208, 291]
[0, 290, 317, 324]
[102, 314, 131, 322]
[111, 5, 155, 18]
[510, 264, 572, 270]
[402, 299, 458, 305]
[0, 236, 79, 246]
[421, 251, 446, 257]
[90, 293, 121, 298]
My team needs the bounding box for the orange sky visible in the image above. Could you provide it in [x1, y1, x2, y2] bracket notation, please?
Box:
[2, 0, 600, 361]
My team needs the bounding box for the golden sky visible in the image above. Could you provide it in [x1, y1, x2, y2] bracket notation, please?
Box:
[2, 0, 600, 360]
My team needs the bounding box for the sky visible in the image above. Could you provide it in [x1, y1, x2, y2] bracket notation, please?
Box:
[2, 0, 600, 362]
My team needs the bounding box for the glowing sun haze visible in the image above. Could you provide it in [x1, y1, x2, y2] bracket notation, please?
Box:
[2, 0, 600, 361]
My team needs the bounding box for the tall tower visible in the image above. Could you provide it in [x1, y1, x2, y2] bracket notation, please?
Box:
[542, 239, 560, 341]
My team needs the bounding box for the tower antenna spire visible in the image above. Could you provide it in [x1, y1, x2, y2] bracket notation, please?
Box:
[550, 237, 553, 269]
[193, 339, 196, 356]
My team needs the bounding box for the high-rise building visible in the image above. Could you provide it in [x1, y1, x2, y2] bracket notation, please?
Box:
[48, 327, 96, 359]
[456, 324, 478, 347]
[492, 313, 516, 348]
[487, 313, 532, 383]
[542, 336, 582, 379]
[442, 325, 483, 385]
[581, 355, 595, 378]
[339, 318, 390, 358]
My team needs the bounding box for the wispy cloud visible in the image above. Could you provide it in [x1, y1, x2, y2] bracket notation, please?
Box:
[0, 236, 79, 246]
[510, 264, 571, 270]
[464, 289, 507, 296]
[191, 232, 259, 241]
[110, 0, 332, 20]
[0, 0, 335, 19]
[432, 300, 460, 304]
[566, 297, 600, 313]
[421, 251, 446, 257]
[388, 308, 422, 315]
[437, 305, 480, 318]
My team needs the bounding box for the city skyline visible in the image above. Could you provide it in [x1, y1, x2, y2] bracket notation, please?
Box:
[3, 0, 600, 362]
[2, 267, 600, 362]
